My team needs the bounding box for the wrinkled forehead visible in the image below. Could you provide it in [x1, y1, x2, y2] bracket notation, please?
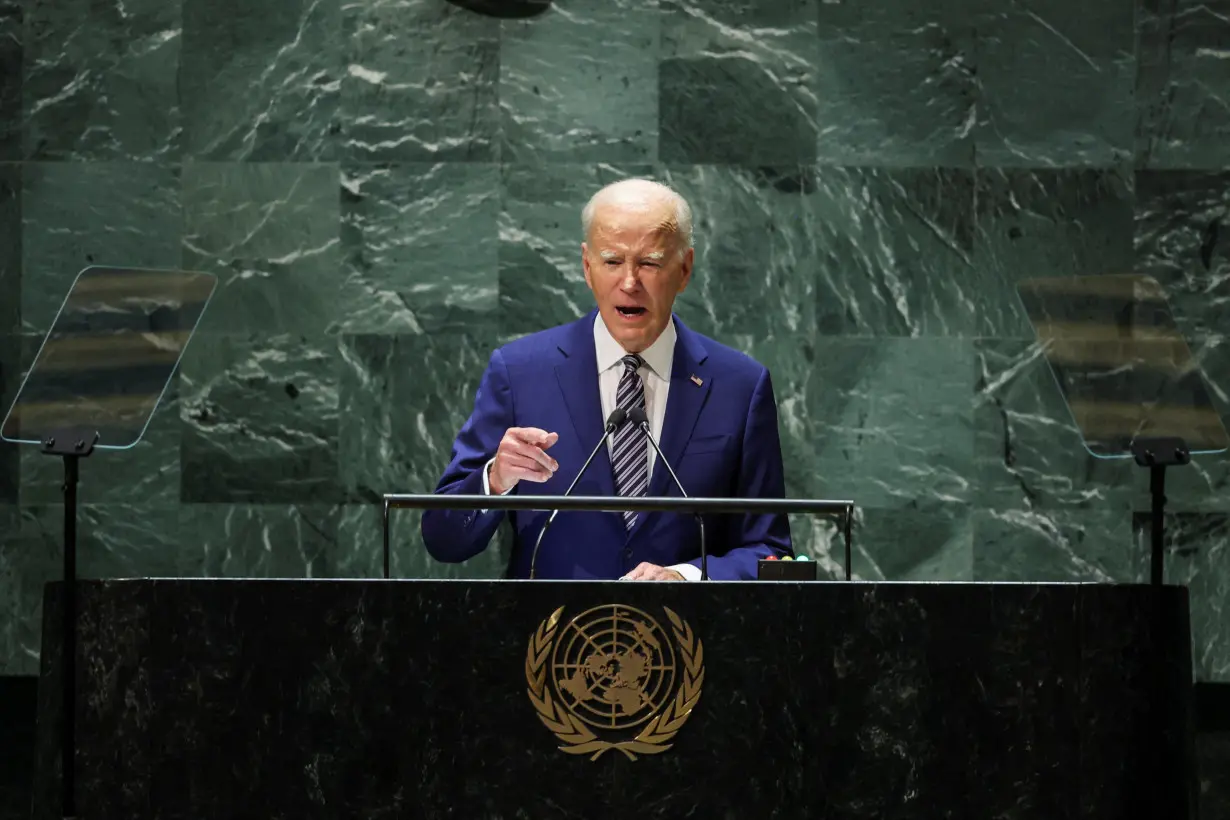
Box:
[586, 200, 681, 252]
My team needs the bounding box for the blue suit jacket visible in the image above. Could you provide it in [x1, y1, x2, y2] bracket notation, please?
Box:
[420, 310, 793, 580]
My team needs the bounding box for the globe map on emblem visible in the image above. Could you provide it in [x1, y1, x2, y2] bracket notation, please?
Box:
[550, 605, 678, 731]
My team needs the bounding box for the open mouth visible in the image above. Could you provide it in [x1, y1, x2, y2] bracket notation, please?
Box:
[616, 306, 647, 318]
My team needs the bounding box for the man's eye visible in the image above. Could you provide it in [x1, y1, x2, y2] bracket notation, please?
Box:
[605, 260, 620, 266]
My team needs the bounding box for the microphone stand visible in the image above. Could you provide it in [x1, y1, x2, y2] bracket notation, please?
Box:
[529, 410, 626, 579]
[637, 420, 708, 581]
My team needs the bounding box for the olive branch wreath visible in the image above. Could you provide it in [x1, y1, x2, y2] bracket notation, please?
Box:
[524, 605, 705, 762]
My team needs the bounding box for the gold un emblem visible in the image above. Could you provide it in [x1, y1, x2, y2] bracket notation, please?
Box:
[525, 604, 705, 761]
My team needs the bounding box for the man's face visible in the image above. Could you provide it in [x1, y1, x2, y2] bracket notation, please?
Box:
[581, 198, 693, 354]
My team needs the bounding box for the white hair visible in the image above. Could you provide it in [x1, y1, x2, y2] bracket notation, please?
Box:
[581, 178, 693, 253]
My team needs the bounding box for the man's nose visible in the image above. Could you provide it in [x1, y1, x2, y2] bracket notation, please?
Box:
[619, 268, 641, 290]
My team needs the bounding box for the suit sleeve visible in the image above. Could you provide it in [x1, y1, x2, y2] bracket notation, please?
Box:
[420, 348, 515, 563]
[683, 367, 793, 580]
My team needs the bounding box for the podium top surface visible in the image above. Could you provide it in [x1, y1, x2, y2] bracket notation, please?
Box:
[48, 576, 1189, 593]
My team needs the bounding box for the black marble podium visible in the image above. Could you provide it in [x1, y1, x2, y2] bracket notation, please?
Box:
[33, 579, 1195, 819]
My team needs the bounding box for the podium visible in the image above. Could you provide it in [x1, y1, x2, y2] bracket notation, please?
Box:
[32, 577, 1194, 819]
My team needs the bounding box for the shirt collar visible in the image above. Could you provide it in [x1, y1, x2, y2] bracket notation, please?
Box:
[593, 312, 676, 381]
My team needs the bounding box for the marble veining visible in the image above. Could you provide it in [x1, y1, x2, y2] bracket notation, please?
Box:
[23, 0, 181, 161]
[500, 0, 660, 163]
[816, 0, 977, 167]
[1133, 170, 1230, 340]
[340, 0, 499, 162]
[974, 167, 1137, 339]
[660, 0, 819, 165]
[181, 0, 339, 160]
[974, 0, 1136, 167]
[179, 334, 342, 504]
[20, 162, 183, 334]
[810, 167, 978, 337]
[1135, 0, 1230, 169]
[340, 162, 499, 334]
[182, 162, 342, 335]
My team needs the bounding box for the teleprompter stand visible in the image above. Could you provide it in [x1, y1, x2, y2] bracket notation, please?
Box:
[1131, 437, 1190, 587]
[1, 266, 217, 818]
[1017, 274, 1229, 587]
[40, 428, 99, 819]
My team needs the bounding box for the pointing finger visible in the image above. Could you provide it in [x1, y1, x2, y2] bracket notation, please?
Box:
[502, 455, 552, 481]
[510, 439, 558, 473]
[513, 427, 559, 449]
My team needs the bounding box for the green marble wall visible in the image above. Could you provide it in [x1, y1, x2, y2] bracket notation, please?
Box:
[1, 0, 1229, 689]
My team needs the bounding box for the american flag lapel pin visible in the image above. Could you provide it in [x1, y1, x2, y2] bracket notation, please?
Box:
[690, 374, 703, 387]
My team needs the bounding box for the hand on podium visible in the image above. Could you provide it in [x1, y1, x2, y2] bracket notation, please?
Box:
[620, 562, 685, 582]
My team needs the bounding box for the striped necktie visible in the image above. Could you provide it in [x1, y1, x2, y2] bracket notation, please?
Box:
[611, 354, 648, 529]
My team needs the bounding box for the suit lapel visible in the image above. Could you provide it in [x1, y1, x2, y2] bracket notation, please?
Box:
[629, 317, 711, 540]
[554, 311, 616, 499]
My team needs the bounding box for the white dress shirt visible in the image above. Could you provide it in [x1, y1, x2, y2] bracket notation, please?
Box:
[593, 311, 673, 479]
[483, 314, 700, 580]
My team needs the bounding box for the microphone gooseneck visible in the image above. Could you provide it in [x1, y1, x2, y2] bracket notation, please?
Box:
[528, 408, 628, 579]
[626, 407, 708, 581]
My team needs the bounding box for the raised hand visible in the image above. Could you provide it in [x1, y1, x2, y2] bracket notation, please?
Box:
[488, 427, 560, 495]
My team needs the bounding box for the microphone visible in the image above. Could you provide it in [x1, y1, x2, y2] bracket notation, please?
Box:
[528, 407, 628, 579]
[627, 407, 708, 581]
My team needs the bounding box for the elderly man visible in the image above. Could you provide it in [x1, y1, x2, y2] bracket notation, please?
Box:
[421, 179, 792, 580]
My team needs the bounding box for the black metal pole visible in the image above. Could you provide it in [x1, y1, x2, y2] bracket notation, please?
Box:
[1130, 437, 1188, 588]
[62, 453, 78, 820]
[384, 493, 854, 516]
[1150, 464, 1166, 586]
[694, 514, 707, 581]
[843, 507, 853, 581]
[39, 429, 97, 820]
[382, 499, 390, 580]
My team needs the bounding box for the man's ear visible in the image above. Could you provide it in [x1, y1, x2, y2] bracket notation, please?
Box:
[677, 246, 694, 294]
[581, 242, 593, 289]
